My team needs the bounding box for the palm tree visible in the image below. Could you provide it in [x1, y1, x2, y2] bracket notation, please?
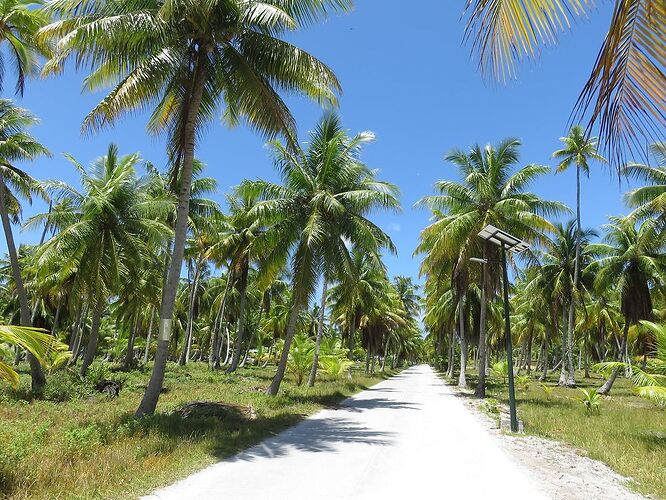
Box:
[529, 220, 597, 382]
[210, 190, 266, 374]
[463, 0, 666, 163]
[0, 100, 49, 392]
[589, 217, 665, 395]
[553, 125, 606, 386]
[245, 113, 399, 395]
[329, 249, 390, 369]
[30, 144, 171, 376]
[416, 138, 566, 396]
[623, 143, 666, 225]
[0, 0, 51, 95]
[39, 0, 350, 416]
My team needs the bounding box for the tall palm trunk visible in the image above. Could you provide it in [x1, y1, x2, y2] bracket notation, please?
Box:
[80, 294, 104, 377]
[266, 296, 304, 395]
[347, 312, 357, 380]
[475, 246, 489, 397]
[562, 164, 582, 387]
[597, 319, 630, 395]
[123, 314, 139, 369]
[0, 174, 46, 392]
[136, 51, 208, 417]
[179, 261, 201, 365]
[458, 295, 467, 387]
[446, 328, 455, 378]
[558, 300, 570, 385]
[307, 280, 328, 387]
[241, 298, 264, 368]
[227, 262, 249, 373]
[381, 336, 390, 372]
[144, 308, 155, 364]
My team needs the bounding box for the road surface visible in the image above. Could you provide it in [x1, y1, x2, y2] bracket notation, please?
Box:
[145, 365, 547, 499]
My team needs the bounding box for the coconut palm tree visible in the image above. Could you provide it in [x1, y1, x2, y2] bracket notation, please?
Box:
[416, 138, 567, 396]
[208, 190, 266, 374]
[29, 144, 172, 376]
[589, 216, 665, 395]
[244, 113, 399, 395]
[39, 0, 350, 416]
[463, 0, 666, 163]
[0, 100, 49, 391]
[552, 125, 606, 386]
[623, 143, 666, 225]
[0, 0, 51, 95]
[536, 220, 597, 385]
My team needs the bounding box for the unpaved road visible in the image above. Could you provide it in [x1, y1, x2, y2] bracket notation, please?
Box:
[145, 365, 641, 500]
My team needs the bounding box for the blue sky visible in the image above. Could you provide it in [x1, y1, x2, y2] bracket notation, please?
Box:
[7, 1, 634, 282]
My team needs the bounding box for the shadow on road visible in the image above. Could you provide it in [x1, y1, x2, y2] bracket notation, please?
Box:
[233, 416, 396, 461]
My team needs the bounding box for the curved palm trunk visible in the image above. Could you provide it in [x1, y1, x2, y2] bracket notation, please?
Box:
[307, 280, 328, 387]
[0, 174, 46, 392]
[266, 297, 304, 395]
[136, 52, 208, 417]
[223, 326, 231, 365]
[227, 263, 249, 373]
[80, 294, 104, 377]
[457, 295, 467, 387]
[597, 319, 630, 395]
[210, 272, 233, 369]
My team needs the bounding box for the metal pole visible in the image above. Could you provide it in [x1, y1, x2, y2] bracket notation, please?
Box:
[501, 243, 519, 432]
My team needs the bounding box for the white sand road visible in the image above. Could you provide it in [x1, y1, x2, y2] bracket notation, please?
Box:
[143, 365, 641, 500]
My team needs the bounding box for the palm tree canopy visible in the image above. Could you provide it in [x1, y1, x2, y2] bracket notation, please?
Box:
[0, 99, 50, 222]
[243, 112, 400, 305]
[38, 0, 349, 157]
[28, 144, 173, 301]
[553, 125, 606, 176]
[0, 0, 51, 95]
[416, 138, 568, 285]
[587, 216, 666, 324]
[623, 142, 666, 221]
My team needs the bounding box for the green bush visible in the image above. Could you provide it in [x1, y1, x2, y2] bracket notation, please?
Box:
[43, 371, 92, 402]
[86, 362, 111, 386]
[481, 398, 500, 414]
[63, 424, 103, 457]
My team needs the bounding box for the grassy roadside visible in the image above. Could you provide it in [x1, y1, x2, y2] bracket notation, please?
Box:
[440, 368, 666, 499]
[0, 363, 393, 500]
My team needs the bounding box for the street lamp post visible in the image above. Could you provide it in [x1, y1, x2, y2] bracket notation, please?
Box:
[475, 225, 529, 433]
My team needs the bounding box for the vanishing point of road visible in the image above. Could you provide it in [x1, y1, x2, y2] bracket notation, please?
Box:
[145, 365, 547, 499]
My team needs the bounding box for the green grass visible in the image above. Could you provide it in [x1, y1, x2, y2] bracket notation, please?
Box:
[0, 363, 392, 500]
[451, 368, 666, 499]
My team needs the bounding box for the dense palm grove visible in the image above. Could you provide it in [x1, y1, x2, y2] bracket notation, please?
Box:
[0, 0, 662, 436]
[418, 137, 666, 405]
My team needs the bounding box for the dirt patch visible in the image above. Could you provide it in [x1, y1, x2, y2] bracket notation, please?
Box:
[452, 387, 648, 500]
